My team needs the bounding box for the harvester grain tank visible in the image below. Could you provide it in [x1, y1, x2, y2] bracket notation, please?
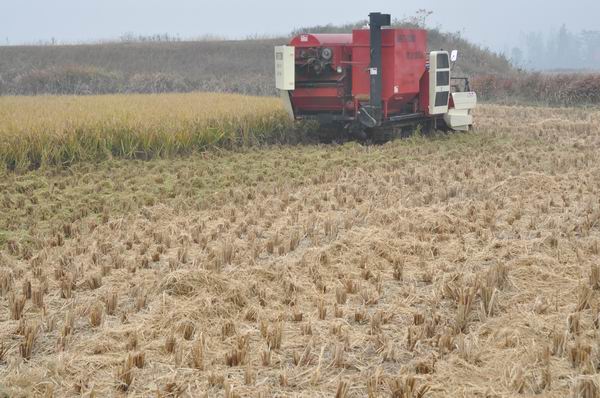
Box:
[275, 12, 477, 138]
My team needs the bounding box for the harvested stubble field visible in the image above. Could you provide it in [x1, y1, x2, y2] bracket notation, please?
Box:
[1, 103, 600, 397]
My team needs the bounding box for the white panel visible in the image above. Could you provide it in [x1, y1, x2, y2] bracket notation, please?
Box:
[275, 45, 295, 91]
[429, 51, 450, 115]
[444, 109, 473, 131]
[451, 92, 477, 110]
[279, 90, 295, 120]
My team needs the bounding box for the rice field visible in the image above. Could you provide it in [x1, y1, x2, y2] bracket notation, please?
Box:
[0, 92, 295, 171]
[1, 102, 600, 397]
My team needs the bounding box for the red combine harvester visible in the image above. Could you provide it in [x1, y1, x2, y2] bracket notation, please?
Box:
[275, 12, 477, 139]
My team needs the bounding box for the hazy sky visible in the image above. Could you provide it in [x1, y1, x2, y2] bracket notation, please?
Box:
[1, 0, 597, 52]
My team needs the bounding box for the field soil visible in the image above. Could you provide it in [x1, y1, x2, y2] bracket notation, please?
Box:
[1, 104, 600, 397]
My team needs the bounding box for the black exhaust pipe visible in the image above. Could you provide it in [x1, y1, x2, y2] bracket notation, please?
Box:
[369, 12, 391, 122]
[358, 12, 391, 128]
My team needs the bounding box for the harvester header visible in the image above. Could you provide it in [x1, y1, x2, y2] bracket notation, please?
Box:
[275, 12, 477, 139]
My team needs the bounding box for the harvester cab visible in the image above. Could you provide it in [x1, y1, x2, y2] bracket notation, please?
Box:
[275, 12, 477, 139]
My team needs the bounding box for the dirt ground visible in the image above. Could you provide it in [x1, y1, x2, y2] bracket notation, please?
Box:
[1, 104, 600, 397]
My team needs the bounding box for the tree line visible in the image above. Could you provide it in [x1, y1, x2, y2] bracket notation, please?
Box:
[511, 25, 600, 71]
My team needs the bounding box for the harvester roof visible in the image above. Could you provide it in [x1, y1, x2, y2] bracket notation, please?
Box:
[289, 34, 352, 47]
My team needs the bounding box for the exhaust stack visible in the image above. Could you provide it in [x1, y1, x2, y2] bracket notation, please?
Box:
[358, 12, 391, 128]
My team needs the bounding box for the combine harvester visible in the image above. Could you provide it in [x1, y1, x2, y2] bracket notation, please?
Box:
[275, 12, 477, 140]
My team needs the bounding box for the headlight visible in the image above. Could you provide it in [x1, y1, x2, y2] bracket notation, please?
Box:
[336, 66, 343, 74]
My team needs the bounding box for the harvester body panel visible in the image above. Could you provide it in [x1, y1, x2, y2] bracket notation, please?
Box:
[276, 12, 476, 133]
[275, 45, 296, 91]
[351, 29, 427, 118]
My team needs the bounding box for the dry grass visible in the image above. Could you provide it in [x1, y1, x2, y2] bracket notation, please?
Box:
[1, 104, 600, 396]
[473, 73, 600, 106]
[0, 31, 513, 97]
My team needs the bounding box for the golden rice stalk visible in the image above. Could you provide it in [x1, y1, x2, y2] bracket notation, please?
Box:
[570, 376, 599, 398]
[576, 285, 593, 312]
[103, 291, 118, 316]
[266, 322, 283, 350]
[551, 330, 567, 357]
[335, 286, 347, 305]
[438, 333, 454, 355]
[344, 278, 358, 294]
[540, 363, 552, 391]
[222, 240, 235, 265]
[455, 286, 476, 333]
[89, 302, 103, 328]
[332, 343, 345, 368]
[569, 312, 582, 335]
[191, 336, 205, 370]
[291, 308, 303, 322]
[22, 279, 31, 299]
[86, 273, 102, 290]
[221, 321, 236, 340]
[335, 379, 349, 398]
[208, 373, 224, 388]
[367, 368, 382, 398]
[19, 322, 38, 360]
[180, 321, 195, 341]
[0, 269, 13, 296]
[126, 332, 138, 351]
[32, 287, 44, 309]
[386, 375, 429, 398]
[164, 333, 176, 354]
[590, 264, 600, 290]
[279, 370, 288, 387]
[392, 261, 404, 281]
[225, 346, 245, 367]
[301, 321, 313, 336]
[486, 262, 510, 290]
[59, 274, 74, 299]
[533, 295, 548, 314]
[9, 293, 26, 320]
[135, 289, 147, 312]
[0, 342, 8, 364]
[317, 299, 327, 320]
[479, 283, 497, 319]
[117, 355, 135, 391]
[509, 365, 526, 393]
[261, 348, 271, 366]
[244, 363, 256, 385]
[355, 307, 367, 324]
[62, 311, 74, 338]
[0, 93, 292, 171]
[130, 351, 145, 369]
[568, 339, 593, 369]
[224, 383, 240, 398]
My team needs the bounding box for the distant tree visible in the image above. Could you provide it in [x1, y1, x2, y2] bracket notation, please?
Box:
[407, 9, 434, 28]
[119, 32, 180, 43]
[510, 47, 524, 68]
[523, 31, 545, 69]
[555, 24, 581, 69]
[120, 32, 136, 43]
[581, 30, 600, 67]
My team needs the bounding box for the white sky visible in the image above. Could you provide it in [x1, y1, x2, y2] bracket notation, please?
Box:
[1, 0, 597, 52]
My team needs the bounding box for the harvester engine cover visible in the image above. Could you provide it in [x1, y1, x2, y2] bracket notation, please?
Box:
[275, 12, 477, 137]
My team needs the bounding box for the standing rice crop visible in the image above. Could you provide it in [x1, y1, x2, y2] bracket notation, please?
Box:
[0, 92, 296, 171]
